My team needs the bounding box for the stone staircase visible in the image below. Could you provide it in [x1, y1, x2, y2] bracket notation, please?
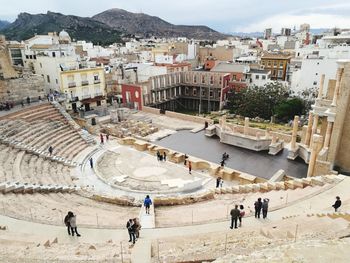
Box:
[0, 181, 79, 194]
[51, 101, 96, 145]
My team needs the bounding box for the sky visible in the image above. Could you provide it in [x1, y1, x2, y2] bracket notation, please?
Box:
[0, 0, 350, 33]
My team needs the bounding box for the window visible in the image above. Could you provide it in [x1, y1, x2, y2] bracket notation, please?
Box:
[219, 77, 222, 85]
[267, 61, 271, 67]
[202, 75, 205, 84]
[255, 75, 259, 80]
[96, 100, 101, 106]
[262, 75, 266, 80]
[315, 73, 318, 76]
[232, 75, 236, 81]
[94, 74, 99, 81]
[210, 90, 214, 98]
[193, 88, 197, 96]
[46, 75, 50, 83]
[185, 87, 189, 95]
[278, 70, 283, 78]
[210, 76, 214, 84]
[193, 75, 197, 83]
[273, 61, 277, 67]
[279, 62, 283, 68]
[313, 81, 317, 85]
[201, 89, 205, 96]
[52, 52, 56, 57]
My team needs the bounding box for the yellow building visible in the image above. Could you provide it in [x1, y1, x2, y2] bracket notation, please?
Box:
[60, 66, 106, 112]
[261, 52, 292, 81]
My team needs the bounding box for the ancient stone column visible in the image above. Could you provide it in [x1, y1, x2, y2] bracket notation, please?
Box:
[304, 112, 313, 147]
[244, 117, 249, 135]
[323, 121, 333, 149]
[331, 66, 344, 107]
[291, 115, 299, 150]
[307, 134, 324, 177]
[310, 114, 319, 148]
[317, 74, 325, 99]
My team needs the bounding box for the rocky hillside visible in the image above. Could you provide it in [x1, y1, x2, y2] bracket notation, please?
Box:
[0, 12, 121, 45]
[92, 8, 224, 39]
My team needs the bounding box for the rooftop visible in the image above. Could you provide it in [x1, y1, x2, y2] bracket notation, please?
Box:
[210, 62, 247, 73]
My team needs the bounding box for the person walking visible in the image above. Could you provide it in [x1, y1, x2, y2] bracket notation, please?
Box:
[262, 198, 270, 219]
[216, 177, 220, 188]
[127, 219, 136, 244]
[188, 161, 192, 174]
[106, 134, 109, 141]
[89, 157, 93, 169]
[238, 205, 245, 227]
[133, 218, 141, 239]
[184, 154, 188, 165]
[48, 146, 53, 156]
[69, 213, 81, 237]
[144, 195, 152, 214]
[163, 152, 167, 161]
[332, 196, 342, 212]
[64, 211, 73, 235]
[156, 151, 161, 161]
[100, 134, 104, 144]
[230, 205, 240, 229]
[254, 198, 262, 218]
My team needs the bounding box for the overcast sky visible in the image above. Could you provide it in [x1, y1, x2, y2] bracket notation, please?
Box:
[1, 0, 350, 33]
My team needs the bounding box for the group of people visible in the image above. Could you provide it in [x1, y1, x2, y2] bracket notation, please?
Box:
[156, 151, 167, 162]
[230, 204, 245, 229]
[126, 218, 141, 244]
[64, 211, 81, 237]
[254, 198, 270, 219]
[100, 133, 109, 144]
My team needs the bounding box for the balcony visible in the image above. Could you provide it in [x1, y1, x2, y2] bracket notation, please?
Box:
[68, 82, 76, 88]
[81, 80, 89, 86]
[94, 79, 101, 84]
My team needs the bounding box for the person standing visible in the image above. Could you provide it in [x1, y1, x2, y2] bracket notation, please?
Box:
[188, 161, 192, 174]
[262, 198, 270, 219]
[26, 96, 30, 105]
[163, 152, 167, 161]
[216, 177, 220, 188]
[238, 205, 245, 227]
[144, 195, 152, 214]
[184, 154, 188, 165]
[254, 198, 262, 218]
[64, 211, 73, 235]
[100, 134, 104, 144]
[230, 205, 240, 229]
[156, 151, 161, 161]
[332, 196, 342, 212]
[127, 219, 136, 244]
[89, 157, 93, 169]
[48, 146, 53, 156]
[220, 159, 225, 167]
[21, 100, 24, 107]
[106, 134, 109, 142]
[69, 213, 81, 237]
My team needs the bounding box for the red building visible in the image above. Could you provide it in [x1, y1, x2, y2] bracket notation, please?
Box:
[121, 84, 143, 110]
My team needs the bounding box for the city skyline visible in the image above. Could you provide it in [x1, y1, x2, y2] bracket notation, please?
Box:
[0, 0, 350, 33]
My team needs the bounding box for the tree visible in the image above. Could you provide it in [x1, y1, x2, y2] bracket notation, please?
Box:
[275, 98, 306, 122]
[227, 82, 288, 120]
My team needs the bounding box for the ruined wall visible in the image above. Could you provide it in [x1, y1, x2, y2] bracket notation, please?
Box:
[0, 35, 18, 79]
[0, 73, 45, 103]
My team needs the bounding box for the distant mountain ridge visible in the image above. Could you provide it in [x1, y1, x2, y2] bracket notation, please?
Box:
[0, 11, 122, 45]
[92, 8, 225, 39]
[0, 8, 225, 44]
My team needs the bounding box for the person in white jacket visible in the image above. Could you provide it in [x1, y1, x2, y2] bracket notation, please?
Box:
[69, 213, 81, 237]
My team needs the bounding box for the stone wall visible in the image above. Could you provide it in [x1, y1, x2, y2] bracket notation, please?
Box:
[165, 111, 214, 125]
[0, 35, 18, 79]
[0, 73, 45, 103]
[142, 106, 161, 115]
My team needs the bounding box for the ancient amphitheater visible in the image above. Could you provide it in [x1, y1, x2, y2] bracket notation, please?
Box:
[1, 62, 350, 262]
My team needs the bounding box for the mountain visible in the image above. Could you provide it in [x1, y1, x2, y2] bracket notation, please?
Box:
[0, 11, 121, 45]
[92, 8, 225, 39]
[0, 20, 10, 30]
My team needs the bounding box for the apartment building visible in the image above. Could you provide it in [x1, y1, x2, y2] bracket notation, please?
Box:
[261, 52, 292, 81]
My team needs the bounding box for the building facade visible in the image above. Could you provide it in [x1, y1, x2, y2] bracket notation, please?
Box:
[261, 52, 292, 81]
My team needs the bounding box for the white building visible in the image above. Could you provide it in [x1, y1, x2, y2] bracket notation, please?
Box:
[248, 68, 271, 87]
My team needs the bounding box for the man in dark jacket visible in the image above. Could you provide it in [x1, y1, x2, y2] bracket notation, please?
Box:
[126, 219, 136, 244]
[254, 198, 262, 218]
[262, 198, 270, 219]
[230, 205, 240, 229]
[332, 196, 341, 212]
